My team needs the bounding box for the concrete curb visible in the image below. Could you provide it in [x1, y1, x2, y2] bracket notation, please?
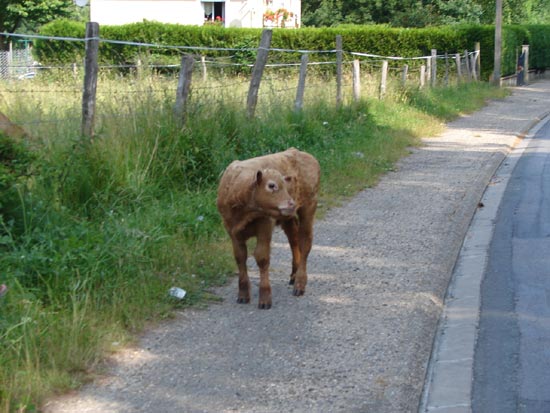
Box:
[419, 111, 550, 413]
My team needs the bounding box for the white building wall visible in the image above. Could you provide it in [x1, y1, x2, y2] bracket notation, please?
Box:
[90, 0, 204, 26]
[90, 0, 300, 28]
[225, 0, 262, 28]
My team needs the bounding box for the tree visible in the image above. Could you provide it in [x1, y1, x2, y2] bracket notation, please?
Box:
[302, 0, 549, 27]
[0, 0, 76, 49]
[435, 0, 483, 24]
[390, 1, 441, 27]
[302, 0, 417, 26]
[302, 0, 346, 27]
[475, 0, 550, 24]
[525, 0, 550, 23]
[301, 0, 481, 27]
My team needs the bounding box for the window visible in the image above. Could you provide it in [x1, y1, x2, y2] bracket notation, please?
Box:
[203, 1, 225, 23]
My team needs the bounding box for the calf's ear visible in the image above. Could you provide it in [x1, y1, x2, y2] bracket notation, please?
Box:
[255, 170, 263, 186]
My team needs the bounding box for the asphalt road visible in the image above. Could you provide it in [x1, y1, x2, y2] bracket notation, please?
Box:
[472, 115, 550, 412]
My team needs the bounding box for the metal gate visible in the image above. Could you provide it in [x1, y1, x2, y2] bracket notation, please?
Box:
[0, 42, 34, 80]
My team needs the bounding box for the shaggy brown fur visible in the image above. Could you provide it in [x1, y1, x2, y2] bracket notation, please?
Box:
[0, 111, 28, 140]
[217, 148, 320, 309]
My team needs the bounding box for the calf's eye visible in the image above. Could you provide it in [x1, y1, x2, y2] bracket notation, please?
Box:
[268, 182, 277, 190]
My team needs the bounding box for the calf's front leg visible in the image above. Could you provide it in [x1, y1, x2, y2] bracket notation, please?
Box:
[254, 218, 275, 309]
[231, 236, 250, 304]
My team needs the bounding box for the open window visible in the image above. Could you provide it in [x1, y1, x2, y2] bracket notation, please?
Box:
[203, 1, 225, 24]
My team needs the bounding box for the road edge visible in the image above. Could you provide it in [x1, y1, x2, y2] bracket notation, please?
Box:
[418, 111, 550, 413]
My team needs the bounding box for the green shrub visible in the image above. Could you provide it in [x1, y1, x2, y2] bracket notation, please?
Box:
[524, 25, 550, 70]
[0, 133, 35, 236]
[36, 20, 549, 79]
[34, 20, 87, 65]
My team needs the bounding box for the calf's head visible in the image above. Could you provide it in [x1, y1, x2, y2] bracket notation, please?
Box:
[253, 169, 296, 218]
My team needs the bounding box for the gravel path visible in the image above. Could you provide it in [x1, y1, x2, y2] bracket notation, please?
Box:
[44, 80, 550, 413]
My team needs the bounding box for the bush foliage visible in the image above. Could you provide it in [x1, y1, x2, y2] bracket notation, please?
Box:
[0, 133, 34, 235]
[35, 20, 550, 79]
[524, 24, 550, 70]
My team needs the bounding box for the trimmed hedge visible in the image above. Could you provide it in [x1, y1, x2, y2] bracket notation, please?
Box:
[524, 25, 550, 70]
[452, 24, 530, 79]
[35, 20, 550, 79]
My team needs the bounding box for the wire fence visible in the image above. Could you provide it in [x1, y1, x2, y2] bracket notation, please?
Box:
[0, 44, 34, 79]
[0, 30, 479, 81]
[0, 27, 480, 139]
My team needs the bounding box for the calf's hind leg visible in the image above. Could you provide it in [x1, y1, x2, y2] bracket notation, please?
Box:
[282, 218, 301, 286]
[293, 205, 316, 296]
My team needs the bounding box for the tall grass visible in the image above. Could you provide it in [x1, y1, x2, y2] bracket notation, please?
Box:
[0, 68, 507, 411]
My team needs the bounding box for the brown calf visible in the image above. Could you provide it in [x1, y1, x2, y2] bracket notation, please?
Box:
[216, 148, 320, 309]
[0, 111, 28, 140]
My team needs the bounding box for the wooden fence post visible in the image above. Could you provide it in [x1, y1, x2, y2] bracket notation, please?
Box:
[470, 52, 478, 81]
[402, 64, 408, 87]
[431, 49, 437, 87]
[493, 0, 503, 85]
[475, 42, 481, 80]
[136, 58, 143, 79]
[201, 55, 207, 81]
[174, 54, 194, 126]
[464, 50, 471, 81]
[72, 62, 78, 80]
[247, 29, 273, 118]
[420, 64, 426, 88]
[426, 57, 431, 85]
[336, 35, 343, 107]
[444, 53, 449, 86]
[81, 21, 100, 140]
[522, 44, 530, 84]
[455, 53, 462, 83]
[294, 53, 309, 112]
[7, 41, 13, 79]
[352, 59, 361, 102]
[379, 60, 388, 99]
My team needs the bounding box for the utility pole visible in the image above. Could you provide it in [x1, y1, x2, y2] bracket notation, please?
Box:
[493, 0, 502, 86]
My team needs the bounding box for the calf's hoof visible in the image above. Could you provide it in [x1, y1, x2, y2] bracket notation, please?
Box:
[237, 297, 250, 304]
[292, 287, 305, 296]
[258, 301, 272, 310]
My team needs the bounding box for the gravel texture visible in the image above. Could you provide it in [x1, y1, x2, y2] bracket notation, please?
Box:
[44, 80, 550, 413]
